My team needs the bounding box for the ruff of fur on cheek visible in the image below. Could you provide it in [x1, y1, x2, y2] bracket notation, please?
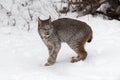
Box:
[42, 35, 50, 40]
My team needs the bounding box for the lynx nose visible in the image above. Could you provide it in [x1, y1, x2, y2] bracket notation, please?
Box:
[45, 32, 49, 35]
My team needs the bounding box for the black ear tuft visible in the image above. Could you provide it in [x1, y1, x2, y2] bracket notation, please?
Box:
[48, 16, 51, 24]
[49, 16, 51, 20]
[38, 17, 42, 28]
[38, 17, 41, 22]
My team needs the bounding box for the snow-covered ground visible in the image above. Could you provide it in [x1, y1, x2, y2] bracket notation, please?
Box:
[0, 15, 120, 80]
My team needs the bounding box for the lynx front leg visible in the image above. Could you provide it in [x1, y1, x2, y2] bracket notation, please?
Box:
[45, 43, 61, 66]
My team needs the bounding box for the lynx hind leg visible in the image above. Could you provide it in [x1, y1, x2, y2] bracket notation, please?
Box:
[45, 43, 61, 66]
[67, 41, 87, 63]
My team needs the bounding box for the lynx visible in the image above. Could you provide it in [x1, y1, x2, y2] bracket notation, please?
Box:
[38, 17, 93, 66]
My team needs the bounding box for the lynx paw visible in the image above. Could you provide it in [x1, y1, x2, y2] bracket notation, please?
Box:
[70, 56, 82, 63]
[70, 57, 78, 63]
[44, 62, 55, 66]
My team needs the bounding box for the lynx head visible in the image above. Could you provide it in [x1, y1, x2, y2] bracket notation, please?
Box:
[38, 16, 53, 38]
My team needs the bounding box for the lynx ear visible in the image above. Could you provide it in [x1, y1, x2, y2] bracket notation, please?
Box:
[48, 16, 51, 20]
[38, 17, 42, 28]
[48, 16, 51, 24]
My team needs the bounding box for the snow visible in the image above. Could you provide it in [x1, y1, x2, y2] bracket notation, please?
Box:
[0, 0, 120, 80]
